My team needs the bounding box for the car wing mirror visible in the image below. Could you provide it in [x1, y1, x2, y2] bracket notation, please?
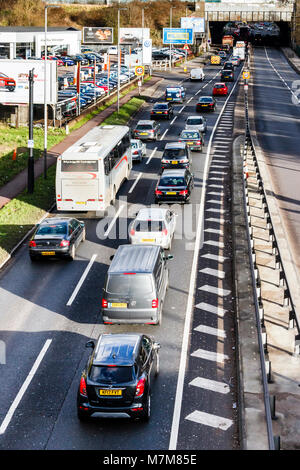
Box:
[109, 254, 114, 261]
[153, 342, 161, 351]
[85, 340, 95, 349]
[163, 254, 174, 261]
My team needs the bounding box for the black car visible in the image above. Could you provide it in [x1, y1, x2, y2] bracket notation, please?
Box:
[152, 51, 169, 60]
[160, 142, 191, 173]
[28, 217, 85, 261]
[155, 168, 194, 204]
[220, 69, 234, 82]
[196, 96, 217, 112]
[223, 61, 234, 70]
[150, 102, 173, 120]
[77, 333, 160, 421]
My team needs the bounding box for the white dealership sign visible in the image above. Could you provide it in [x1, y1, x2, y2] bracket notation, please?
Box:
[142, 38, 152, 65]
[0, 60, 57, 105]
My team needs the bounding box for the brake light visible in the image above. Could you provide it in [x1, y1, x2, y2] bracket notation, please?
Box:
[162, 229, 168, 236]
[60, 240, 70, 247]
[164, 111, 168, 114]
[29, 240, 36, 247]
[79, 377, 87, 397]
[149, 130, 154, 133]
[196, 141, 201, 145]
[135, 378, 146, 397]
[155, 190, 162, 196]
[102, 298, 108, 308]
[152, 298, 159, 308]
[179, 190, 188, 195]
[130, 229, 135, 236]
[178, 140, 182, 143]
[133, 150, 139, 155]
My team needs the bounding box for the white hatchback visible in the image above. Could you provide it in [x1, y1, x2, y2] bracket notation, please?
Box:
[129, 208, 177, 250]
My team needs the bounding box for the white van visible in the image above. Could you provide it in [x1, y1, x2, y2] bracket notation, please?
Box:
[190, 68, 205, 81]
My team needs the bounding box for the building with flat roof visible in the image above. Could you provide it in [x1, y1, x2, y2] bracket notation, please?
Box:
[0, 26, 81, 59]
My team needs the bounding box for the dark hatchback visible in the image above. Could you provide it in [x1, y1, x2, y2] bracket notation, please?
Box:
[220, 69, 234, 82]
[77, 333, 160, 421]
[28, 217, 85, 261]
[150, 102, 173, 120]
[160, 142, 191, 173]
[196, 96, 217, 112]
[155, 168, 194, 204]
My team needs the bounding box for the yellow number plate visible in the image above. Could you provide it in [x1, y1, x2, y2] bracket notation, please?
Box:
[142, 238, 155, 242]
[156, 111, 162, 114]
[76, 201, 86, 204]
[99, 389, 122, 396]
[167, 192, 176, 195]
[140, 132, 148, 135]
[172, 161, 178, 164]
[41, 251, 55, 256]
[110, 302, 127, 308]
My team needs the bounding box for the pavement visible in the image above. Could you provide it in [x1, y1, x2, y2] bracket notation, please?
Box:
[0, 75, 163, 210]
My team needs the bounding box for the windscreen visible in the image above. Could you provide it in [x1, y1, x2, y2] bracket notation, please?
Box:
[136, 124, 153, 130]
[199, 97, 212, 103]
[90, 366, 134, 384]
[61, 160, 98, 172]
[36, 223, 67, 236]
[159, 176, 185, 187]
[153, 104, 168, 110]
[163, 148, 186, 159]
[186, 118, 203, 125]
[181, 131, 200, 139]
[107, 274, 154, 296]
[133, 220, 166, 232]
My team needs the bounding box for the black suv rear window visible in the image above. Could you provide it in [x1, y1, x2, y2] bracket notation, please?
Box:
[159, 176, 186, 187]
[153, 104, 168, 110]
[163, 148, 186, 158]
[90, 365, 134, 384]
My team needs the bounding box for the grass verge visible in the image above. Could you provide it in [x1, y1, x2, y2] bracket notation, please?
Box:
[0, 95, 146, 266]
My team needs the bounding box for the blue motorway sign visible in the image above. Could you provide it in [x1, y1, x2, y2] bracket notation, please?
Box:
[163, 28, 193, 45]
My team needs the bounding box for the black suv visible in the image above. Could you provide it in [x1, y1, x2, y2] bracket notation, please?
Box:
[150, 102, 173, 120]
[220, 69, 234, 82]
[160, 142, 191, 173]
[155, 168, 194, 204]
[77, 333, 160, 422]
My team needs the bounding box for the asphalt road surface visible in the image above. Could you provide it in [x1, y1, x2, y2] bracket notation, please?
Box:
[0, 58, 242, 451]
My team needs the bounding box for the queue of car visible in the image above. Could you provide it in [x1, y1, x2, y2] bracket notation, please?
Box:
[28, 45, 240, 423]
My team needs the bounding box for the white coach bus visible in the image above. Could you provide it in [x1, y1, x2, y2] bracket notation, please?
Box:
[56, 125, 132, 212]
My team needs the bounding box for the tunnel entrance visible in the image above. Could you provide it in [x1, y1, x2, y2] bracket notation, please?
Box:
[208, 21, 291, 47]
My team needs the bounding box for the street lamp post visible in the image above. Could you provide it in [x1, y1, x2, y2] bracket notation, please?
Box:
[169, 6, 175, 70]
[117, 8, 127, 113]
[44, 4, 59, 179]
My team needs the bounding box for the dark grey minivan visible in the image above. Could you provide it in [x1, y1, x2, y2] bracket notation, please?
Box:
[101, 244, 173, 325]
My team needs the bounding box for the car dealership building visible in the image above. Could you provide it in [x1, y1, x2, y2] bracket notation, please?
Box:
[0, 26, 81, 59]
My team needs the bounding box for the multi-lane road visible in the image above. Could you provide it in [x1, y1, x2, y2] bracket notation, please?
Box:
[0, 46, 298, 451]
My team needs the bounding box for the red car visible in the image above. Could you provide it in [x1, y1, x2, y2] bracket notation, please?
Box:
[0, 72, 16, 92]
[212, 82, 228, 96]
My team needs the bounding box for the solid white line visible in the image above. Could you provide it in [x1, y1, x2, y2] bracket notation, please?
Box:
[0, 339, 52, 435]
[146, 146, 157, 165]
[185, 410, 233, 430]
[104, 204, 125, 238]
[194, 324, 227, 338]
[168, 64, 244, 451]
[128, 172, 142, 194]
[66, 254, 98, 306]
[160, 128, 169, 140]
[189, 377, 230, 394]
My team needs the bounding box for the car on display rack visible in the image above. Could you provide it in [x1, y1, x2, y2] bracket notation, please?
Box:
[0, 72, 16, 92]
[133, 120, 160, 141]
[196, 96, 217, 112]
[160, 142, 192, 173]
[130, 139, 146, 163]
[220, 69, 234, 82]
[77, 333, 160, 421]
[28, 217, 85, 261]
[107, 46, 118, 55]
[60, 56, 75, 66]
[152, 51, 169, 61]
[155, 168, 194, 205]
[150, 102, 174, 120]
[212, 82, 228, 96]
[185, 115, 207, 134]
[178, 129, 204, 152]
[129, 207, 177, 250]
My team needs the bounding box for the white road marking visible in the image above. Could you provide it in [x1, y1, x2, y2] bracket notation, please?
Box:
[195, 302, 227, 316]
[185, 410, 233, 430]
[146, 146, 157, 165]
[160, 128, 169, 140]
[128, 172, 142, 194]
[191, 348, 229, 363]
[104, 204, 125, 238]
[204, 240, 225, 248]
[199, 267, 225, 279]
[170, 116, 177, 125]
[66, 254, 98, 306]
[189, 377, 230, 394]
[202, 253, 228, 262]
[194, 324, 226, 338]
[178, 106, 185, 114]
[0, 339, 52, 435]
[198, 285, 231, 297]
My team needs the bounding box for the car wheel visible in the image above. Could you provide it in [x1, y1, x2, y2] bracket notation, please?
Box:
[69, 243, 76, 261]
[140, 393, 151, 422]
[155, 352, 160, 377]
